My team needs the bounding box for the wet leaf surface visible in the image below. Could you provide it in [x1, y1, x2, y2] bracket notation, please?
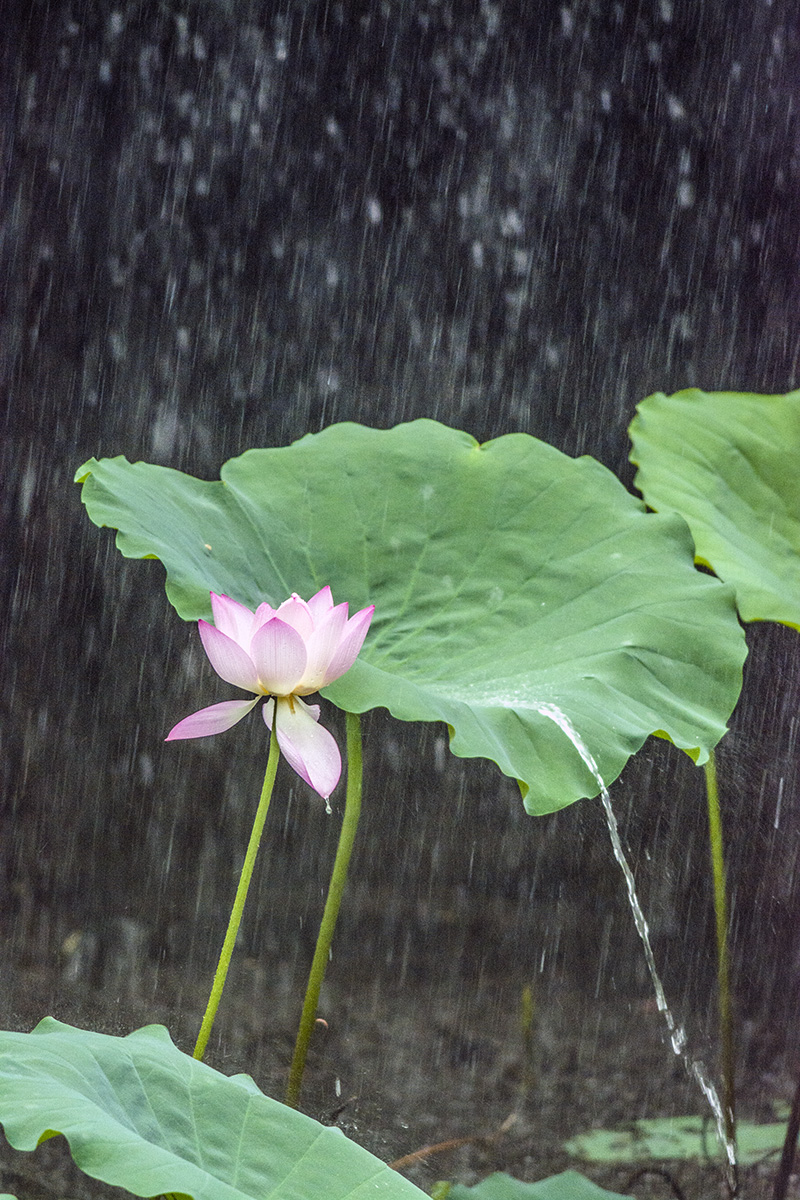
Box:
[77, 421, 746, 813]
[630, 388, 800, 629]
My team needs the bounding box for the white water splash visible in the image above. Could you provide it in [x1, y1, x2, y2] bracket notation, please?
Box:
[535, 702, 736, 1179]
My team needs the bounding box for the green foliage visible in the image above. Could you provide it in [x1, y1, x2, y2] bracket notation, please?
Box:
[629, 388, 800, 628]
[76, 419, 745, 814]
[443, 1170, 632, 1199]
[0, 1018, 428, 1200]
[566, 1116, 786, 1166]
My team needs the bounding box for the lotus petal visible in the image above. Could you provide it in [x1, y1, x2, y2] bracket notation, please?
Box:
[306, 586, 335, 619]
[274, 595, 314, 640]
[264, 697, 341, 798]
[253, 600, 276, 631]
[321, 606, 375, 685]
[299, 603, 350, 692]
[166, 698, 259, 740]
[210, 593, 259, 648]
[199, 621, 260, 691]
[249, 617, 307, 694]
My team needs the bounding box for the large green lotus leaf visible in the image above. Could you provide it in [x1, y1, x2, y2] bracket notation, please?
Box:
[0, 1018, 428, 1200]
[629, 388, 800, 629]
[443, 1170, 632, 1200]
[75, 420, 745, 814]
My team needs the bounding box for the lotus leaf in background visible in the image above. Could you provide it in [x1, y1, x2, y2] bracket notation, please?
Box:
[0, 1019, 429, 1200]
[629, 388, 800, 629]
[566, 1115, 787, 1167]
[441, 1170, 633, 1200]
[76, 419, 746, 814]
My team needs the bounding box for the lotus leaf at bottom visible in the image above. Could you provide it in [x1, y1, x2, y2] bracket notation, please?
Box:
[0, 1018, 428, 1200]
[444, 1170, 633, 1200]
[566, 1115, 787, 1166]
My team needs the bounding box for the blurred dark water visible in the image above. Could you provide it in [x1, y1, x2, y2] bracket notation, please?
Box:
[2, 0, 800, 1141]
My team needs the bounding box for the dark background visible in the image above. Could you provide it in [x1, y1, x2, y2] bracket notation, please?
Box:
[2, 0, 800, 1193]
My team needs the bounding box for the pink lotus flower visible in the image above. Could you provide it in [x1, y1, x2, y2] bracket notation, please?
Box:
[166, 588, 374, 799]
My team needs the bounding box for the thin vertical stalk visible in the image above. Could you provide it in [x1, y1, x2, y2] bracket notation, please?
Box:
[772, 1070, 800, 1200]
[193, 730, 281, 1061]
[286, 711, 362, 1108]
[704, 749, 738, 1196]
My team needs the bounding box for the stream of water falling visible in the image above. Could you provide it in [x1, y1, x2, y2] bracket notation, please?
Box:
[535, 703, 737, 1182]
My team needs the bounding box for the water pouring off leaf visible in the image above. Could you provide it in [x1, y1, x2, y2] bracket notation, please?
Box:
[536, 700, 737, 1185]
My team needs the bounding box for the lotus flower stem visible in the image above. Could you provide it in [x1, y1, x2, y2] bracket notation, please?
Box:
[193, 729, 281, 1061]
[704, 749, 738, 1196]
[286, 711, 363, 1108]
